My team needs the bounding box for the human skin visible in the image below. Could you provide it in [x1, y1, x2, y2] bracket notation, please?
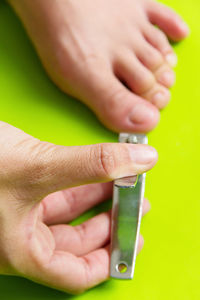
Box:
[0, 121, 157, 294]
[8, 0, 189, 133]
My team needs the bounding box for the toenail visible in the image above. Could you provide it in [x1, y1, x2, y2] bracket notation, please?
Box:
[129, 102, 155, 124]
[180, 21, 190, 35]
[165, 53, 178, 67]
[158, 71, 175, 87]
[152, 91, 169, 106]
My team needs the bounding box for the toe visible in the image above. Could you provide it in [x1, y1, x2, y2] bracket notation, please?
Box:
[141, 84, 171, 109]
[137, 235, 144, 254]
[135, 39, 165, 71]
[154, 65, 175, 88]
[136, 41, 175, 88]
[145, 1, 189, 41]
[82, 67, 160, 133]
[114, 50, 156, 95]
[114, 49, 171, 109]
[144, 25, 178, 67]
[98, 80, 160, 132]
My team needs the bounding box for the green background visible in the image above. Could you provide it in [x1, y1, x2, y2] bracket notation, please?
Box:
[0, 0, 200, 299]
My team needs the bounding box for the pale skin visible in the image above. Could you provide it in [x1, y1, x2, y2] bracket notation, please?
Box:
[8, 0, 189, 132]
[0, 121, 157, 293]
[2, 0, 188, 294]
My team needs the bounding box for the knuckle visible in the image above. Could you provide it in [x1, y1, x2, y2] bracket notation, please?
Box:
[75, 223, 87, 248]
[93, 143, 118, 178]
[81, 256, 93, 292]
[93, 143, 130, 179]
[63, 189, 78, 216]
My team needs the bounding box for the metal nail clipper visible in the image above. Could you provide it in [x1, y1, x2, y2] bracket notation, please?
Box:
[110, 133, 148, 279]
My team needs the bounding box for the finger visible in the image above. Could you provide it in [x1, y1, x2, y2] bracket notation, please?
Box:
[42, 179, 150, 225]
[21, 245, 109, 294]
[43, 245, 110, 294]
[29, 237, 144, 295]
[49, 199, 150, 255]
[28, 142, 158, 197]
[41, 182, 113, 225]
[50, 212, 111, 256]
[0, 122, 157, 200]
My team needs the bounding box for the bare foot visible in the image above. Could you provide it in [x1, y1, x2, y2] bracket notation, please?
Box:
[9, 0, 189, 132]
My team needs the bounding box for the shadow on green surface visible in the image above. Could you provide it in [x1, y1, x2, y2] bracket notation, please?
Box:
[0, 275, 115, 300]
[0, 276, 67, 300]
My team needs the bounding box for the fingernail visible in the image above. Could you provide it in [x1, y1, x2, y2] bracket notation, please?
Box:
[129, 102, 155, 124]
[165, 53, 178, 67]
[152, 92, 165, 103]
[128, 144, 158, 165]
[158, 71, 175, 87]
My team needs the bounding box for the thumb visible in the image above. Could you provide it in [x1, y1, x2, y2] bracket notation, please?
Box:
[27, 140, 158, 196]
[0, 121, 157, 199]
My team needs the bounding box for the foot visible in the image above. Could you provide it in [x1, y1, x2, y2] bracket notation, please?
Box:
[9, 0, 189, 132]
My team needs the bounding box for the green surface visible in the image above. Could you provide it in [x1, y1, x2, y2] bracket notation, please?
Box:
[0, 0, 200, 299]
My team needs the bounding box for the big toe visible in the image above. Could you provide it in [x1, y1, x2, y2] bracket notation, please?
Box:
[81, 68, 160, 133]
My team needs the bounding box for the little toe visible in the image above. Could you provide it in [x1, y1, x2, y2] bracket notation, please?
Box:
[145, 1, 189, 41]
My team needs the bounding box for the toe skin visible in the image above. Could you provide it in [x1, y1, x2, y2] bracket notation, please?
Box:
[114, 50, 156, 95]
[78, 61, 160, 133]
[155, 66, 175, 88]
[143, 25, 178, 67]
[114, 46, 173, 112]
[141, 84, 171, 109]
[98, 83, 160, 133]
[135, 40, 166, 71]
[145, 1, 189, 41]
[135, 41, 175, 88]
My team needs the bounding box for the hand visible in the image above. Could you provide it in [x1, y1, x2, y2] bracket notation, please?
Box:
[0, 121, 157, 293]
